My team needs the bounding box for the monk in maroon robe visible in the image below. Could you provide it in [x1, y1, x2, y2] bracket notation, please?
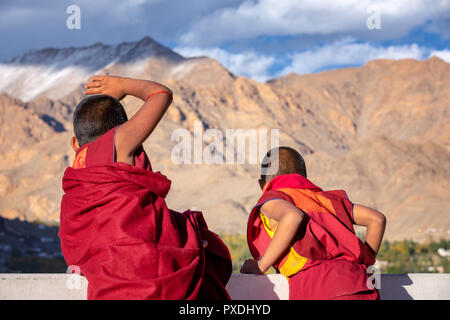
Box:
[241, 147, 386, 300]
[59, 76, 231, 300]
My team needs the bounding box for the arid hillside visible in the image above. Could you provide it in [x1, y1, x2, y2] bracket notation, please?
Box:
[0, 37, 448, 241]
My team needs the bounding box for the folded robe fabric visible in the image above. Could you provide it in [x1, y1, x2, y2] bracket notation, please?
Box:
[247, 173, 379, 300]
[59, 127, 232, 300]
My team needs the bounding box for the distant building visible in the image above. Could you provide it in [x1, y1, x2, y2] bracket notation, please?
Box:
[437, 248, 450, 257]
[427, 266, 445, 273]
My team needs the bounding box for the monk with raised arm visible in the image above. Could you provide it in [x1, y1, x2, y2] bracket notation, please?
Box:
[241, 147, 386, 300]
[59, 76, 232, 300]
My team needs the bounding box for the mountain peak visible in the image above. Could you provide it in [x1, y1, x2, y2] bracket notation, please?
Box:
[0, 36, 186, 101]
[116, 36, 183, 64]
[137, 35, 156, 44]
[2, 36, 183, 67]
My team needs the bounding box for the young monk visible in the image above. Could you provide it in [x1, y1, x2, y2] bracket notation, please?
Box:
[241, 146, 386, 300]
[59, 76, 232, 300]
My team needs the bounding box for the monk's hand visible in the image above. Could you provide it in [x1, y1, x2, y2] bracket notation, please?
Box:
[240, 258, 264, 275]
[84, 75, 127, 100]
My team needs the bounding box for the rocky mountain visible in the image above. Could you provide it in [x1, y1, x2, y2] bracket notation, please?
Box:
[0, 36, 183, 102]
[0, 36, 448, 241]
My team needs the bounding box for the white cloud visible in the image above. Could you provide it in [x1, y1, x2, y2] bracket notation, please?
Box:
[174, 46, 275, 81]
[176, 39, 448, 81]
[181, 0, 450, 45]
[429, 49, 450, 62]
[279, 38, 427, 75]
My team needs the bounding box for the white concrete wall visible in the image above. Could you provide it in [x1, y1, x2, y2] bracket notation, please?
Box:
[0, 273, 449, 300]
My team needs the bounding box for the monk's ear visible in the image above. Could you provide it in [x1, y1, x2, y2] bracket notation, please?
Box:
[258, 178, 266, 191]
[71, 136, 80, 152]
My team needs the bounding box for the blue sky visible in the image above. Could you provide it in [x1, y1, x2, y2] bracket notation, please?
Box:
[0, 0, 449, 81]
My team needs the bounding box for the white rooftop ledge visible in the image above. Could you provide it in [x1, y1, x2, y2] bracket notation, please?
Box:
[0, 273, 449, 300]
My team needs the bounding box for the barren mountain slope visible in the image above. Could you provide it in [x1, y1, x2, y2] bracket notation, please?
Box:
[0, 37, 448, 241]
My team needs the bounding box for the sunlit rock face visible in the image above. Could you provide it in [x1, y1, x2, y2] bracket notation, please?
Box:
[0, 37, 449, 241]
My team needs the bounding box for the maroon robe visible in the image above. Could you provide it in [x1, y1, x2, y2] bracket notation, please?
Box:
[59, 127, 231, 300]
[247, 174, 379, 300]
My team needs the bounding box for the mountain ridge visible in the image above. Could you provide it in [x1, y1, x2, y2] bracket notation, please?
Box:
[4, 36, 184, 66]
[0, 37, 448, 241]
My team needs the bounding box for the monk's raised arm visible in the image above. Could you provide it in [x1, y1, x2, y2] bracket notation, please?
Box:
[84, 75, 172, 164]
[353, 204, 386, 257]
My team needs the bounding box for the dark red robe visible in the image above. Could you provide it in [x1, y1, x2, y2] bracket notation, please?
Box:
[247, 174, 379, 300]
[59, 127, 231, 300]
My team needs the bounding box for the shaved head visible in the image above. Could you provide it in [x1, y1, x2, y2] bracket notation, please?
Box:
[261, 146, 307, 184]
[73, 94, 128, 146]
